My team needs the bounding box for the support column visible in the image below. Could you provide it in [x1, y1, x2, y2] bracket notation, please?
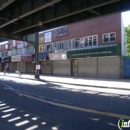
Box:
[35, 32, 40, 79]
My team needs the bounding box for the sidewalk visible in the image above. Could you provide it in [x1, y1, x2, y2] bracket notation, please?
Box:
[0, 72, 130, 90]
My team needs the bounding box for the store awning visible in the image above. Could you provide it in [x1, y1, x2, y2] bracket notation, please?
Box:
[21, 54, 35, 62]
[39, 52, 49, 60]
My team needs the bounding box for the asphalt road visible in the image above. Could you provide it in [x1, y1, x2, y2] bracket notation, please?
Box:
[0, 76, 130, 130]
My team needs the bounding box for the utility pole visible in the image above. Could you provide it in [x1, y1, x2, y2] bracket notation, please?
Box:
[35, 32, 40, 79]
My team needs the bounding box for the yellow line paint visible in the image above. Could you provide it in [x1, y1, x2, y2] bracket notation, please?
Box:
[15, 92, 130, 120]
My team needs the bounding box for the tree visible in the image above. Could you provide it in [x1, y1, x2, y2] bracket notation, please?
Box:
[125, 25, 130, 56]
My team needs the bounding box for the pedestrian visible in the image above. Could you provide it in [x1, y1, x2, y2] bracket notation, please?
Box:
[4, 63, 8, 75]
[7, 66, 9, 73]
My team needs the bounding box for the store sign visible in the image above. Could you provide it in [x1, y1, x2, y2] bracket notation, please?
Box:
[21, 54, 32, 62]
[5, 44, 9, 49]
[44, 32, 52, 43]
[55, 27, 69, 38]
[17, 44, 24, 49]
[3, 56, 11, 63]
[39, 37, 44, 44]
[67, 44, 121, 59]
[11, 55, 21, 62]
[36, 65, 40, 70]
[49, 51, 67, 60]
[13, 40, 16, 47]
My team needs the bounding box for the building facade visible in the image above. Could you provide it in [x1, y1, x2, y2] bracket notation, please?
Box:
[0, 12, 126, 78]
[40, 12, 126, 78]
[0, 40, 35, 73]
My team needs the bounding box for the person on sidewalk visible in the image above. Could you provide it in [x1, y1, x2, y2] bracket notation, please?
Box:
[4, 63, 8, 75]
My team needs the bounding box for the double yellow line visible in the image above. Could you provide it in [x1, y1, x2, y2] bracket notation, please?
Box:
[15, 91, 130, 120]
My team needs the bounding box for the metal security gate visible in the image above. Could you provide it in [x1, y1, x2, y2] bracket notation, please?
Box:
[41, 61, 53, 75]
[53, 60, 71, 76]
[98, 57, 120, 78]
[9, 62, 17, 72]
[17, 62, 26, 73]
[26, 62, 35, 73]
[78, 58, 97, 78]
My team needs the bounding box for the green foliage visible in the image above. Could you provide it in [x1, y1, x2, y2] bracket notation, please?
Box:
[125, 25, 130, 56]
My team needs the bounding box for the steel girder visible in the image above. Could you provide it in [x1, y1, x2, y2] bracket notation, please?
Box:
[0, 0, 130, 40]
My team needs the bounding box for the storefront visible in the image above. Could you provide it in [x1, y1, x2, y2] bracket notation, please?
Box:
[11, 55, 23, 72]
[21, 54, 35, 73]
[49, 51, 71, 76]
[67, 44, 121, 78]
[3, 56, 11, 71]
[40, 61, 53, 75]
[9, 62, 17, 72]
[40, 13, 123, 78]
[39, 52, 52, 74]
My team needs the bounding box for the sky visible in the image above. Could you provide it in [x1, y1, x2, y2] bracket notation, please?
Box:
[0, 10, 130, 45]
[122, 10, 130, 27]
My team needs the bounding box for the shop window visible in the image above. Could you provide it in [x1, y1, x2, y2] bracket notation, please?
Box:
[110, 33, 116, 42]
[64, 40, 71, 50]
[50, 44, 53, 51]
[12, 49, 17, 56]
[5, 51, 8, 56]
[46, 43, 53, 51]
[103, 34, 109, 42]
[71, 39, 75, 49]
[62, 42, 64, 49]
[84, 37, 88, 47]
[2, 52, 4, 57]
[57, 43, 60, 51]
[80, 38, 84, 48]
[54, 43, 58, 52]
[88, 37, 92, 46]
[103, 32, 116, 43]
[84, 35, 98, 47]
[59, 42, 63, 50]
[71, 39, 80, 49]
[93, 36, 97, 46]
[75, 39, 80, 48]
[46, 44, 50, 51]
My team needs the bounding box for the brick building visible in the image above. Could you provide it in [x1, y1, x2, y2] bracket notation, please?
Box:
[40, 12, 126, 78]
[0, 12, 126, 78]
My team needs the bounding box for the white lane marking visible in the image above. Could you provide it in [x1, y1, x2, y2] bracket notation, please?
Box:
[15, 120, 30, 127]
[0, 106, 10, 110]
[31, 117, 38, 120]
[24, 114, 30, 117]
[2, 108, 16, 112]
[8, 117, 21, 122]
[1, 114, 12, 118]
[25, 125, 39, 130]
[0, 104, 6, 106]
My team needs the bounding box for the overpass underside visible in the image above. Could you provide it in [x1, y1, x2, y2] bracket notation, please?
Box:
[0, 0, 130, 41]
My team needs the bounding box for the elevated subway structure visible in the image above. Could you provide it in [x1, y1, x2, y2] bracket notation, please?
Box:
[0, 0, 130, 79]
